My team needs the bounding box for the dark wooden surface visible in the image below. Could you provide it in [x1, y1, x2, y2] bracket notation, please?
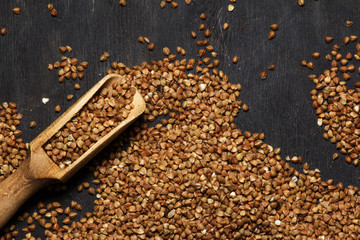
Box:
[1, 0, 360, 237]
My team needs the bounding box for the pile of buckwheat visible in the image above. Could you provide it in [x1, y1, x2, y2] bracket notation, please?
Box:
[4, 56, 359, 239]
[0, 102, 27, 183]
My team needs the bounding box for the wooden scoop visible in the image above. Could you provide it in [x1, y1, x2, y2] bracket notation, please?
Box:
[0, 74, 146, 229]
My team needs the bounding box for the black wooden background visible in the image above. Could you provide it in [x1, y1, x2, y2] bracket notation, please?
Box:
[1, 0, 360, 238]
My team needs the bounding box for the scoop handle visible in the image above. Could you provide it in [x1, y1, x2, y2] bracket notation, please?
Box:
[0, 162, 51, 230]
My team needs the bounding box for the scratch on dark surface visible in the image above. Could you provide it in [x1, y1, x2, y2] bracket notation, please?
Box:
[91, 0, 95, 12]
[217, 6, 228, 58]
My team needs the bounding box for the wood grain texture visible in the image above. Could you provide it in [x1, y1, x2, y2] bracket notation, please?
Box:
[0, 158, 54, 230]
[0, 0, 360, 237]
